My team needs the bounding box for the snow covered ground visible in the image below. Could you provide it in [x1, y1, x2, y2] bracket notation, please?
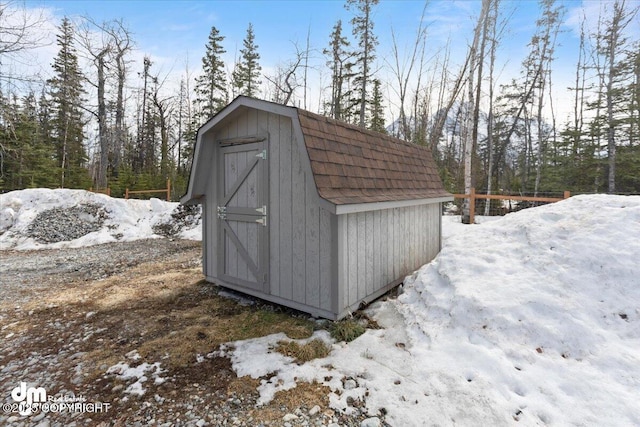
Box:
[1, 189, 639, 425]
[0, 188, 201, 250]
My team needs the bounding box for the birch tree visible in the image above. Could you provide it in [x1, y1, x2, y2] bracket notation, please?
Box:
[461, 0, 491, 224]
[387, 3, 428, 142]
[595, 0, 638, 193]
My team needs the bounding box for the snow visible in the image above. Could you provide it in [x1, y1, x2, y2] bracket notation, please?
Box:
[2, 189, 639, 425]
[106, 350, 166, 396]
[0, 188, 201, 250]
[221, 195, 640, 425]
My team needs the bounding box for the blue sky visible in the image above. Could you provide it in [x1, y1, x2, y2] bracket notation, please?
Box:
[36, 0, 540, 64]
[13, 0, 640, 122]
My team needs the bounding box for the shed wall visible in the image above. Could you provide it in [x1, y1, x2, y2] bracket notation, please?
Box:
[265, 112, 333, 313]
[337, 202, 442, 310]
[204, 108, 334, 315]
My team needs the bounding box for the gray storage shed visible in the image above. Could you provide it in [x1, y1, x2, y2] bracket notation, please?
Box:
[181, 96, 452, 319]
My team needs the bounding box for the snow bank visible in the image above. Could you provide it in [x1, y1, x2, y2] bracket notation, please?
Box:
[396, 194, 640, 425]
[0, 188, 201, 250]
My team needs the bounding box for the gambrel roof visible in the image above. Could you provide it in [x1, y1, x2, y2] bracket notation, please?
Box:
[297, 109, 449, 205]
[182, 96, 451, 210]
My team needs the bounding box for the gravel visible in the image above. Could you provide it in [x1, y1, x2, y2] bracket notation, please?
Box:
[152, 204, 201, 238]
[0, 239, 198, 306]
[26, 204, 108, 243]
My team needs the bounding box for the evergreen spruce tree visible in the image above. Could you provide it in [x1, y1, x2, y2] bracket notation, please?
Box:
[194, 26, 227, 124]
[232, 23, 262, 97]
[15, 93, 56, 188]
[47, 17, 88, 188]
[346, 0, 379, 127]
[324, 20, 355, 121]
[368, 78, 386, 133]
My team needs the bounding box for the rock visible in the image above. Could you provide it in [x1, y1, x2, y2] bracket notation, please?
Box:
[361, 417, 382, 427]
[344, 379, 357, 390]
[27, 204, 107, 243]
[283, 413, 298, 422]
[31, 412, 46, 422]
[308, 405, 321, 416]
[196, 419, 206, 427]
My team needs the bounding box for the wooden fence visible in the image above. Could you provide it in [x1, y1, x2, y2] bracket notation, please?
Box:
[125, 179, 171, 201]
[89, 187, 111, 196]
[453, 187, 570, 224]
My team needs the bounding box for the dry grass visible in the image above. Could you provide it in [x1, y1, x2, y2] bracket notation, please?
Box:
[276, 339, 331, 363]
[248, 381, 332, 423]
[330, 318, 367, 342]
[3, 243, 317, 379]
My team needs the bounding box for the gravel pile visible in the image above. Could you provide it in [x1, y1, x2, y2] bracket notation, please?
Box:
[153, 204, 201, 238]
[27, 204, 108, 243]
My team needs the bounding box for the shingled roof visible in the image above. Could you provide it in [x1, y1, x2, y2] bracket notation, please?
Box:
[297, 109, 450, 205]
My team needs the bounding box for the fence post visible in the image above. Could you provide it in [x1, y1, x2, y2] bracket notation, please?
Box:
[563, 190, 570, 199]
[469, 187, 476, 225]
[125, 188, 129, 200]
[166, 179, 171, 201]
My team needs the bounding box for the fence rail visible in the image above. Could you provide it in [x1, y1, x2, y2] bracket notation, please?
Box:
[125, 179, 171, 201]
[453, 187, 570, 224]
[89, 187, 111, 196]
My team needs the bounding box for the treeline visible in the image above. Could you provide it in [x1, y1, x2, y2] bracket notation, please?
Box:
[0, 0, 638, 200]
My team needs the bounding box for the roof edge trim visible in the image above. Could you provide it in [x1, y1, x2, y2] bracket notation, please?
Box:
[334, 196, 454, 215]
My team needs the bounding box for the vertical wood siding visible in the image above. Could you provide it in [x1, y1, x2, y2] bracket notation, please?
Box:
[213, 109, 333, 313]
[202, 106, 442, 318]
[339, 203, 441, 308]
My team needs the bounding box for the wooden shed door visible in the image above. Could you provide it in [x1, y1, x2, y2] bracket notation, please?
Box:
[217, 141, 269, 292]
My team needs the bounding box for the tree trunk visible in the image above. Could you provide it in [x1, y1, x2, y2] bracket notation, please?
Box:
[462, 0, 490, 224]
[96, 49, 109, 189]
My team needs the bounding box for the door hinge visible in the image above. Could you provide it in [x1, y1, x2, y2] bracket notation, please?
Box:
[255, 205, 267, 215]
[256, 149, 267, 160]
[255, 217, 267, 226]
[217, 206, 226, 220]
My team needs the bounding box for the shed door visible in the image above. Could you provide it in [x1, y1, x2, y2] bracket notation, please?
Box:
[217, 141, 269, 292]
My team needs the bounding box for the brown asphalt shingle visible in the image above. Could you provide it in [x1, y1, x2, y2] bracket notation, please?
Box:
[296, 109, 450, 205]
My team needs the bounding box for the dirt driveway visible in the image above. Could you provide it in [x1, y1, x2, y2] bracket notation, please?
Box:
[0, 239, 375, 427]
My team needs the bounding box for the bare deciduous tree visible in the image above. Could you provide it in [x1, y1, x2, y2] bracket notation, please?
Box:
[265, 42, 307, 105]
